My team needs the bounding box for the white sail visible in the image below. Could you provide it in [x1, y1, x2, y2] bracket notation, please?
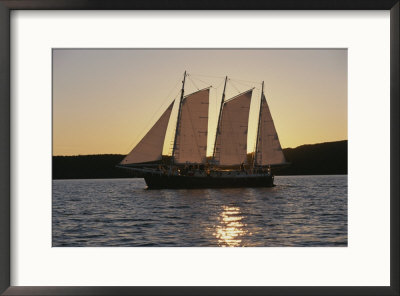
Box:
[174, 88, 210, 164]
[214, 89, 253, 166]
[121, 101, 174, 165]
[255, 94, 286, 165]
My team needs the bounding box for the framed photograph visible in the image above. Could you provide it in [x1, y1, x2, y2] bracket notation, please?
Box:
[1, 1, 398, 295]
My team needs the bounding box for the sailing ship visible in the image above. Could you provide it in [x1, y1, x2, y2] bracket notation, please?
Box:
[117, 71, 287, 189]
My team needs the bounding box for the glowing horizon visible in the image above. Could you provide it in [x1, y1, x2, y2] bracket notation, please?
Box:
[53, 49, 347, 156]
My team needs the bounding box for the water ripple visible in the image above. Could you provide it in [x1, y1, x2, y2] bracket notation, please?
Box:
[53, 175, 347, 247]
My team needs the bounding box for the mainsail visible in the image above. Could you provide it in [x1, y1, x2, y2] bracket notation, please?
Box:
[214, 89, 253, 166]
[173, 88, 210, 164]
[255, 94, 286, 165]
[121, 101, 174, 165]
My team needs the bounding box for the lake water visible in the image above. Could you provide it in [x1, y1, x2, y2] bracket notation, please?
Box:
[52, 175, 347, 247]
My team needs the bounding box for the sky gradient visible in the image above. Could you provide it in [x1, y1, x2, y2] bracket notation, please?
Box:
[53, 49, 347, 156]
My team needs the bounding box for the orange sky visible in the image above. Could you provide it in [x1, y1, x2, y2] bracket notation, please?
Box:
[53, 49, 347, 156]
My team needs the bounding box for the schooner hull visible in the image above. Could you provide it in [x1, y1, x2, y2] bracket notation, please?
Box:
[143, 174, 274, 189]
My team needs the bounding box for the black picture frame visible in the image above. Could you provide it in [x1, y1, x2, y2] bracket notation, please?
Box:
[0, 1, 399, 295]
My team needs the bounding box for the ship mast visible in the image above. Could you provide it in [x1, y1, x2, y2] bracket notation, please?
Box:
[212, 76, 228, 164]
[253, 81, 264, 168]
[171, 71, 187, 164]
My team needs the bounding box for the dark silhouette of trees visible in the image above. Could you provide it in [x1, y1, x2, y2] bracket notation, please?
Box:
[53, 140, 347, 179]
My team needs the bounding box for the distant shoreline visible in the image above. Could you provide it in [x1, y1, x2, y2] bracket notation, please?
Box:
[53, 140, 347, 180]
[53, 174, 348, 182]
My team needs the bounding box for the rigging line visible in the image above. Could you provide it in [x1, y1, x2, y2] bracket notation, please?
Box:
[189, 73, 225, 79]
[187, 76, 200, 90]
[189, 76, 212, 87]
[184, 86, 212, 99]
[229, 77, 263, 85]
[229, 78, 255, 89]
[224, 88, 254, 104]
[213, 78, 225, 90]
[123, 85, 180, 154]
[228, 79, 241, 94]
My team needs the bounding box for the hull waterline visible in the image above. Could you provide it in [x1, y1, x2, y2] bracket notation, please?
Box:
[117, 166, 275, 189]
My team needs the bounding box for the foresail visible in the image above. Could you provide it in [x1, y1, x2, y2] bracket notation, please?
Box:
[174, 88, 210, 164]
[255, 94, 286, 165]
[214, 90, 252, 166]
[121, 101, 174, 165]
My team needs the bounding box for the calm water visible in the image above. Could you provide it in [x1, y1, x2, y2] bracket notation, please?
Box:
[52, 175, 347, 247]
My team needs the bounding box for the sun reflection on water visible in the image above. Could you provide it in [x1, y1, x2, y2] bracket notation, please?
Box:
[213, 206, 249, 247]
